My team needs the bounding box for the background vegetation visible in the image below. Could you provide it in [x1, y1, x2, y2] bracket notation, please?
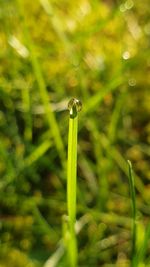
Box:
[0, 0, 150, 266]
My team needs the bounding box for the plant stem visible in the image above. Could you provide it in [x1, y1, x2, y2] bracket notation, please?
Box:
[67, 98, 82, 267]
[127, 160, 137, 266]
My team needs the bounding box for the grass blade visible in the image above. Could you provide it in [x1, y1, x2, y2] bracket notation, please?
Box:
[127, 160, 137, 266]
[16, 0, 66, 167]
[67, 98, 82, 267]
[135, 223, 150, 266]
[83, 76, 123, 114]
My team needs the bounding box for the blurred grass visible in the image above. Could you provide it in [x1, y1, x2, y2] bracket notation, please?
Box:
[0, 0, 150, 266]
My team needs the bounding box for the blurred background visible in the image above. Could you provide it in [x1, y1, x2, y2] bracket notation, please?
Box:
[0, 0, 150, 266]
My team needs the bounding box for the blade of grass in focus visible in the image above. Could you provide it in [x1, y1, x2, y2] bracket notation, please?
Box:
[67, 98, 82, 267]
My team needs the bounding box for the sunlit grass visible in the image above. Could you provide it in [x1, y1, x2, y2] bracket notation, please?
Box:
[66, 98, 82, 267]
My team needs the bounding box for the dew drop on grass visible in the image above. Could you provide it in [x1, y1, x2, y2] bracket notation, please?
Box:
[68, 98, 82, 117]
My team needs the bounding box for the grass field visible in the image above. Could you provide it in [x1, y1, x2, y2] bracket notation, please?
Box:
[0, 0, 150, 266]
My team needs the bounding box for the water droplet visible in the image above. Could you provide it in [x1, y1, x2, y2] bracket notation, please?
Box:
[68, 98, 82, 117]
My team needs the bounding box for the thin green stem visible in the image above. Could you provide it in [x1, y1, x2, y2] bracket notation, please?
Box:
[67, 98, 82, 267]
[127, 160, 137, 266]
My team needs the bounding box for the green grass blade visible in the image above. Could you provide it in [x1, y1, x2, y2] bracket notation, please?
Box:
[24, 139, 52, 167]
[67, 98, 82, 267]
[135, 223, 150, 266]
[83, 76, 123, 115]
[21, 86, 32, 142]
[67, 113, 78, 228]
[108, 92, 126, 143]
[16, 0, 66, 167]
[127, 160, 137, 265]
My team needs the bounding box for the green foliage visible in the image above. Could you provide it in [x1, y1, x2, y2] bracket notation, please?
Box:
[0, 0, 150, 266]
